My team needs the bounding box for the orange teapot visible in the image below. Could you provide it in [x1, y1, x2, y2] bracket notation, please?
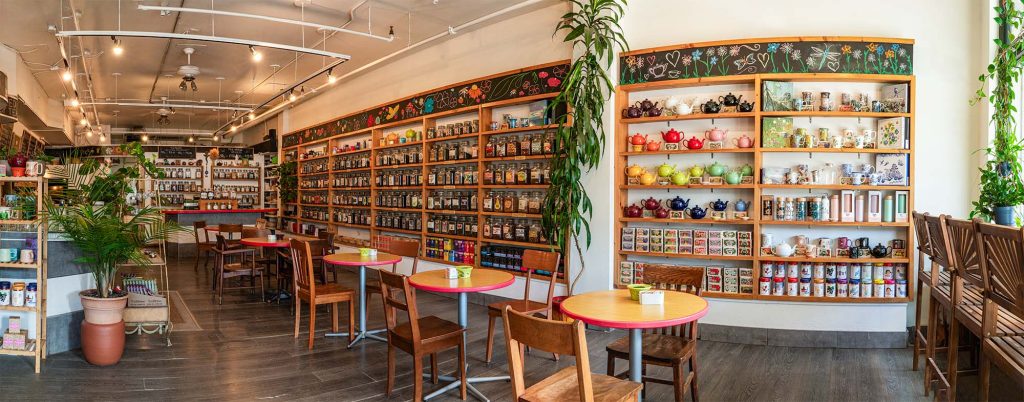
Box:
[646, 140, 663, 152]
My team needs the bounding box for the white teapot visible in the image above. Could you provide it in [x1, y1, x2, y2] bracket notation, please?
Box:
[665, 97, 694, 116]
[774, 243, 795, 257]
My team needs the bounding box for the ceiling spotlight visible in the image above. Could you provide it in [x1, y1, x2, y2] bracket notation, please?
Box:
[230, 125, 237, 132]
[61, 70, 73, 81]
[85, 129, 93, 138]
[99, 133, 106, 142]
[111, 36, 123, 56]
[249, 45, 262, 62]
[179, 80, 187, 91]
[188, 136, 195, 143]
[69, 98, 79, 107]
[191, 80, 198, 91]
[79, 117, 88, 126]
[141, 133, 149, 142]
[388, 26, 395, 40]
[248, 111, 256, 120]
[327, 67, 337, 84]
[288, 90, 297, 102]
[213, 133, 220, 141]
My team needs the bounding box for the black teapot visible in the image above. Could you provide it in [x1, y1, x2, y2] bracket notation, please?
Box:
[719, 92, 743, 107]
[701, 99, 721, 114]
[710, 198, 729, 211]
[871, 243, 891, 258]
[622, 102, 643, 119]
[737, 100, 756, 113]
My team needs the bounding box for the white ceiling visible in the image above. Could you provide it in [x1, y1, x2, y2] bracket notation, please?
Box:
[0, 0, 541, 139]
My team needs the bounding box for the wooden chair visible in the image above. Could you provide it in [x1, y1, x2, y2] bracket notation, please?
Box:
[289, 238, 356, 350]
[218, 223, 244, 250]
[606, 264, 702, 402]
[315, 231, 336, 283]
[484, 249, 561, 364]
[943, 216, 986, 399]
[242, 227, 277, 275]
[255, 218, 268, 229]
[503, 306, 642, 402]
[192, 221, 215, 272]
[912, 211, 940, 372]
[212, 234, 265, 305]
[367, 238, 420, 322]
[378, 269, 466, 401]
[923, 214, 956, 397]
[974, 221, 1024, 401]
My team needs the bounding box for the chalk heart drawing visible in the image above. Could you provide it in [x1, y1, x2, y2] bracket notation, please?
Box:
[649, 64, 668, 78]
[826, 61, 840, 72]
[757, 53, 770, 68]
[664, 50, 681, 68]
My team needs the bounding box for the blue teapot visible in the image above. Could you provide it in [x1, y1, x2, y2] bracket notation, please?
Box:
[687, 205, 707, 220]
[734, 199, 749, 212]
[710, 199, 729, 212]
[669, 196, 690, 211]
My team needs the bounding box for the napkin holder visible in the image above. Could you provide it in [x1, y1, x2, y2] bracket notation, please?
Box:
[639, 290, 665, 305]
[445, 267, 459, 279]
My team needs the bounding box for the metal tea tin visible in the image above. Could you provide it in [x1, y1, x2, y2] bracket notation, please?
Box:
[799, 263, 812, 280]
[882, 263, 894, 280]
[848, 280, 861, 298]
[872, 263, 885, 281]
[895, 264, 907, 281]
[773, 277, 785, 296]
[873, 280, 885, 299]
[812, 279, 825, 297]
[837, 279, 848, 297]
[883, 280, 896, 298]
[0, 281, 9, 306]
[787, 263, 799, 279]
[773, 262, 786, 279]
[860, 263, 872, 282]
[861, 281, 873, 298]
[761, 262, 774, 278]
[824, 264, 837, 280]
[836, 263, 848, 280]
[11, 282, 25, 307]
[25, 282, 36, 307]
[786, 278, 799, 296]
[812, 263, 825, 279]
[798, 279, 811, 296]
[759, 277, 771, 295]
[896, 280, 907, 298]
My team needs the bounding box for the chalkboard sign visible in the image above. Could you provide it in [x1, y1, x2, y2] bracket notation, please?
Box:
[158, 147, 196, 159]
[218, 147, 254, 159]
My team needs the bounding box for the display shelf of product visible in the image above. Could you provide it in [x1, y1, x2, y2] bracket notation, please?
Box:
[619, 184, 756, 190]
[760, 184, 911, 191]
[759, 111, 910, 118]
[424, 132, 480, 143]
[479, 212, 542, 219]
[0, 176, 47, 373]
[621, 112, 755, 124]
[619, 148, 756, 156]
[479, 123, 559, 136]
[761, 256, 910, 264]
[760, 147, 910, 154]
[619, 217, 756, 225]
[761, 220, 910, 227]
[618, 250, 755, 261]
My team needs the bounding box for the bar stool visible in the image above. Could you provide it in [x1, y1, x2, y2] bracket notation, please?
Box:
[912, 211, 941, 374]
[974, 221, 1024, 401]
[923, 214, 956, 397]
[942, 216, 986, 399]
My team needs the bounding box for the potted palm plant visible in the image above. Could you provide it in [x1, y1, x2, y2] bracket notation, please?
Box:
[43, 143, 182, 365]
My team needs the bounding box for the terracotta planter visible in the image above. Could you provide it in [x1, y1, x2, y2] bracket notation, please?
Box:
[80, 291, 128, 325]
[81, 320, 125, 366]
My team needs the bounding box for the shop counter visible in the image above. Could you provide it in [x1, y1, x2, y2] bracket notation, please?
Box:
[162, 209, 276, 257]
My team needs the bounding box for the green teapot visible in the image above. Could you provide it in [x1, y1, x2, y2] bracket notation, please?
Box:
[706, 161, 727, 177]
[671, 171, 690, 185]
[688, 165, 705, 177]
[739, 163, 754, 177]
[725, 170, 742, 185]
[656, 163, 676, 178]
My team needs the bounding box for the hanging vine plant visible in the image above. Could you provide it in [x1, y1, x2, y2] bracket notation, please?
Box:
[543, 0, 627, 293]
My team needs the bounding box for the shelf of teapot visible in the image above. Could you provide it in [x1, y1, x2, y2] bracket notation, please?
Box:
[481, 184, 549, 189]
[619, 184, 756, 190]
[759, 111, 911, 118]
[760, 184, 911, 191]
[619, 217, 756, 225]
[757, 256, 911, 264]
[759, 147, 910, 154]
[618, 250, 755, 261]
[621, 112, 756, 124]
[618, 148, 755, 156]
[760, 220, 910, 227]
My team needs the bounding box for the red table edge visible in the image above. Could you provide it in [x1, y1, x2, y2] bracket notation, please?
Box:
[162, 208, 276, 215]
[240, 238, 290, 248]
[407, 271, 516, 293]
[559, 296, 710, 330]
[322, 253, 403, 266]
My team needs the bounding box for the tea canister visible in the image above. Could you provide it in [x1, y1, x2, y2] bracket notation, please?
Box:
[882, 263, 895, 280]
[849, 263, 862, 281]
[759, 277, 772, 295]
[0, 281, 9, 306]
[761, 233, 774, 248]
[812, 279, 825, 297]
[896, 280, 908, 298]
[786, 263, 799, 279]
[873, 280, 885, 299]
[860, 263, 873, 281]
[825, 264, 837, 280]
[848, 280, 861, 298]
[883, 280, 896, 298]
[798, 263, 811, 279]
[25, 282, 36, 307]
[836, 263, 849, 280]
[872, 263, 885, 281]
[812, 263, 825, 279]
[773, 277, 785, 296]
[761, 262, 774, 278]
[786, 278, 799, 296]
[11, 282, 25, 307]
[895, 264, 907, 281]
[861, 281, 873, 298]
[797, 278, 810, 297]
[773, 263, 786, 279]
[837, 279, 849, 297]
[825, 280, 837, 298]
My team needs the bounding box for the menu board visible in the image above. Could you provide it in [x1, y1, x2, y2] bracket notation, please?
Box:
[218, 147, 254, 159]
[157, 146, 197, 159]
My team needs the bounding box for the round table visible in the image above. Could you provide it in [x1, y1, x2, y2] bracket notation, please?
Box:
[560, 289, 708, 401]
[205, 224, 255, 232]
[323, 252, 403, 347]
[241, 237, 292, 303]
[408, 268, 515, 402]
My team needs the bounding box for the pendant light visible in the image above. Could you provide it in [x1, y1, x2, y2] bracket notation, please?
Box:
[61, 70, 73, 82]
[111, 36, 123, 56]
[213, 133, 220, 142]
[69, 98, 79, 107]
[249, 45, 263, 62]
[141, 133, 149, 142]
[79, 117, 88, 126]
[288, 90, 297, 102]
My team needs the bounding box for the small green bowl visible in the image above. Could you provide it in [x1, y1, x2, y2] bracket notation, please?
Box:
[359, 248, 372, 257]
[628, 284, 652, 301]
[455, 265, 473, 278]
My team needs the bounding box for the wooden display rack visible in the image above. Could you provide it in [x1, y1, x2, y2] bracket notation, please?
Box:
[0, 176, 48, 373]
[283, 61, 572, 283]
[614, 37, 916, 303]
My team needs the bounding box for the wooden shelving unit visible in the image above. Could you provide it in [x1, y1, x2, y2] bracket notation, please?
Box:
[285, 89, 569, 283]
[615, 38, 915, 303]
[0, 176, 47, 373]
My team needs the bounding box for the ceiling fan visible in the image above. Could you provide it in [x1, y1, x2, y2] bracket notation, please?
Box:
[178, 47, 200, 92]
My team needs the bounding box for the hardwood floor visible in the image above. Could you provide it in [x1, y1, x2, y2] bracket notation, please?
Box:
[0, 257, 1019, 401]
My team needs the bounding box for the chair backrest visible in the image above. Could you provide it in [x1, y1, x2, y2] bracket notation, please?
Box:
[289, 239, 316, 296]
[974, 221, 1024, 323]
[255, 218, 268, 229]
[912, 211, 932, 257]
[318, 230, 335, 245]
[643, 264, 703, 338]
[193, 220, 208, 244]
[384, 238, 421, 274]
[214, 234, 230, 251]
[924, 214, 953, 270]
[378, 270, 421, 343]
[520, 249, 561, 310]
[242, 227, 269, 239]
[943, 216, 983, 288]
[220, 223, 243, 240]
[502, 306, 593, 401]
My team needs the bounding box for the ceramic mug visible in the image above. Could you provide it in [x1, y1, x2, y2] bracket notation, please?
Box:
[851, 173, 864, 185]
[19, 249, 33, 264]
[24, 161, 43, 177]
[0, 207, 11, 220]
[0, 249, 12, 263]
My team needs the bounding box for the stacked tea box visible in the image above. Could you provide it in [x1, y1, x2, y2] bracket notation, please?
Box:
[621, 227, 753, 256]
[2, 316, 27, 350]
[618, 261, 754, 294]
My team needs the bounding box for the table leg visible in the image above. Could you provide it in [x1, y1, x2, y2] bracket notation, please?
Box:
[423, 292, 508, 402]
[326, 264, 386, 345]
[630, 328, 643, 402]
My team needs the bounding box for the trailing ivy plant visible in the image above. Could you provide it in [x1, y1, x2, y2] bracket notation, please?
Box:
[972, 1, 1024, 222]
[543, 0, 627, 293]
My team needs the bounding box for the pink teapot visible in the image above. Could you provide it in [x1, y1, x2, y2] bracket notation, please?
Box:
[704, 127, 729, 142]
[733, 134, 754, 148]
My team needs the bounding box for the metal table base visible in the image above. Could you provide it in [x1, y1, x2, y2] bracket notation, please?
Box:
[324, 264, 388, 347]
[423, 292, 510, 402]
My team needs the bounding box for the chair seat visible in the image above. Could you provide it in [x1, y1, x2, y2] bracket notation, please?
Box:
[391, 316, 463, 343]
[297, 284, 355, 304]
[920, 270, 951, 286]
[931, 281, 984, 307]
[956, 304, 1024, 336]
[984, 336, 1024, 383]
[519, 366, 642, 402]
[606, 333, 696, 362]
[488, 299, 547, 316]
[223, 262, 258, 272]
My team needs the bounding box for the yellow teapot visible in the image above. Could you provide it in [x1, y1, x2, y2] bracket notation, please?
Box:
[639, 171, 657, 185]
[625, 164, 645, 178]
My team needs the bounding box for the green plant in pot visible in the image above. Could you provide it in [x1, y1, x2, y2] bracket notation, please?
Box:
[542, 0, 628, 293]
[972, 2, 1024, 225]
[42, 142, 183, 365]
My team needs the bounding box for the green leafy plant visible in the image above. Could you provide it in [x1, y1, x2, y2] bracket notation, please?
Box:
[971, 1, 1024, 221]
[43, 142, 183, 298]
[279, 161, 297, 203]
[543, 0, 627, 293]
[32, 151, 55, 164]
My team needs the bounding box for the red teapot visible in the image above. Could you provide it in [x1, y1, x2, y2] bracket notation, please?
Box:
[661, 128, 682, 144]
[654, 207, 671, 219]
[623, 203, 643, 218]
[643, 197, 661, 211]
[686, 136, 704, 150]
[629, 133, 648, 146]
[646, 140, 662, 152]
